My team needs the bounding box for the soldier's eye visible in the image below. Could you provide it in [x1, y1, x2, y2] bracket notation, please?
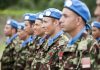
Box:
[63, 14, 68, 18]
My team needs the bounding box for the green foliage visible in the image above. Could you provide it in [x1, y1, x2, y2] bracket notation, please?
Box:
[0, 10, 38, 15]
[0, 0, 96, 16]
[48, 0, 63, 10]
[82, 0, 96, 16]
[0, 0, 19, 9]
[0, 39, 5, 53]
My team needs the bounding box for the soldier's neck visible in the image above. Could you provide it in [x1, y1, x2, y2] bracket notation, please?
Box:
[10, 32, 17, 38]
[39, 33, 45, 38]
[51, 27, 61, 38]
[69, 26, 85, 38]
[24, 35, 30, 41]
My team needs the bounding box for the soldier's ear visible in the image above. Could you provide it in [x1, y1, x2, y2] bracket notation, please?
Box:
[53, 19, 59, 26]
[76, 16, 82, 26]
[11, 28, 17, 34]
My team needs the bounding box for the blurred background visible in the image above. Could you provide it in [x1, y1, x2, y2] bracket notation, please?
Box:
[0, 0, 96, 53]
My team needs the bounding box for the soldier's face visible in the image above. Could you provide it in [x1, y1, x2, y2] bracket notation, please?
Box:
[43, 17, 55, 35]
[24, 21, 33, 35]
[4, 24, 12, 36]
[92, 27, 100, 39]
[60, 8, 78, 33]
[94, 0, 100, 22]
[17, 29, 27, 40]
[33, 20, 44, 36]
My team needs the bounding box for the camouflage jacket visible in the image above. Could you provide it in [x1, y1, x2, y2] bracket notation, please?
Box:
[31, 31, 69, 70]
[60, 33, 98, 70]
[14, 35, 37, 70]
[94, 38, 100, 69]
[1, 34, 19, 70]
[25, 36, 45, 70]
[31, 35, 50, 70]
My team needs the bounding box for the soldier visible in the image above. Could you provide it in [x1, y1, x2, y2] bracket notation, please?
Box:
[34, 8, 69, 70]
[14, 14, 37, 70]
[93, 0, 100, 69]
[91, 21, 100, 43]
[1, 19, 18, 70]
[91, 21, 100, 69]
[14, 22, 31, 70]
[13, 22, 25, 70]
[24, 13, 38, 55]
[94, 0, 100, 22]
[31, 12, 50, 70]
[13, 22, 24, 69]
[60, 0, 98, 70]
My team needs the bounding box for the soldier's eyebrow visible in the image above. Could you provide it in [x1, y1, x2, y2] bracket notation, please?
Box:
[63, 13, 68, 17]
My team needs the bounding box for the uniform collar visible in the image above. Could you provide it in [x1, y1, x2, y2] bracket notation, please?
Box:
[6, 33, 18, 45]
[67, 27, 86, 47]
[38, 37, 45, 45]
[96, 37, 100, 42]
[21, 35, 33, 47]
[48, 30, 63, 46]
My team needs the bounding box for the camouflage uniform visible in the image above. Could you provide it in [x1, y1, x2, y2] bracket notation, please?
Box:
[1, 34, 19, 70]
[95, 38, 100, 70]
[13, 39, 23, 69]
[24, 36, 42, 70]
[14, 35, 37, 70]
[60, 33, 98, 70]
[31, 31, 69, 70]
[91, 21, 100, 69]
[31, 35, 50, 70]
[13, 39, 23, 61]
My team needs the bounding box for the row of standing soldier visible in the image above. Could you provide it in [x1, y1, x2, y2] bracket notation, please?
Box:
[1, 0, 100, 70]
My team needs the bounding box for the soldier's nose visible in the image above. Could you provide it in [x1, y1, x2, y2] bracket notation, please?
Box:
[41, 25, 45, 29]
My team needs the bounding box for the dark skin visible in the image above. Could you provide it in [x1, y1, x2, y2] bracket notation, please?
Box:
[92, 27, 100, 39]
[24, 21, 34, 35]
[42, 17, 61, 38]
[42, 17, 55, 37]
[60, 8, 85, 38]
[4, 24, 17, 37]
[33, 19, 45, 37]
[17, 29, 30, 41]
